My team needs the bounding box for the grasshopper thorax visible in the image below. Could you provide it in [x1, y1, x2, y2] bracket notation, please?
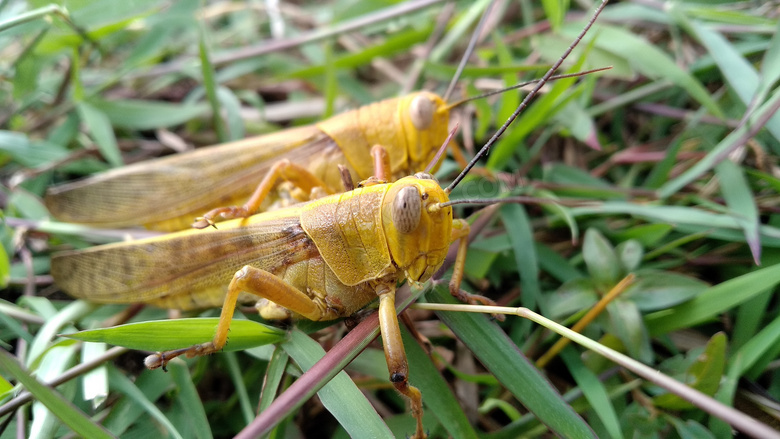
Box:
[382, 173, 452, 283]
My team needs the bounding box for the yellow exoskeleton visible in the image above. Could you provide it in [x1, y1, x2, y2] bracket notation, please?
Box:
[44, 92, 451, 232]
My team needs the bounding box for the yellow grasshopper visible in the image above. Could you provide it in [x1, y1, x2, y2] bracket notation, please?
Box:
[44, 91, 452, 232]
[43, 76, 597, 232]
[50, 3, 607, 436]
[43, 70, 593, 232]
[52, 150, 488, 439]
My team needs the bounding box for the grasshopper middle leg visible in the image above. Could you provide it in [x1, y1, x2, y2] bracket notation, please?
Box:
[194, 159, 330, 228]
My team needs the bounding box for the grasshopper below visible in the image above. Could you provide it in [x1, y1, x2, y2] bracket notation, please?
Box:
[52, 146, 492, 438]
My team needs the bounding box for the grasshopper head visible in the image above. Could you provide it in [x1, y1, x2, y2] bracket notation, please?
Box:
[382, 173, 452, 283]
[399, 92, 450, 176]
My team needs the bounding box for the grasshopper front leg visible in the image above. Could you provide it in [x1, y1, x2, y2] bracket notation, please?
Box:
[376, 282, 426, 439]
[448, 219, 501, 309]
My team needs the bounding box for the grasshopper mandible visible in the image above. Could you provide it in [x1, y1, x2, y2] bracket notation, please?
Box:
[50, 2, 608, 436]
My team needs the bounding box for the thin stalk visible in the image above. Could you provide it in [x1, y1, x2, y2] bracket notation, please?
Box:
[412, 303, 780, 439]
[0, 347, 127, 417]
[536, 274, 635, 368]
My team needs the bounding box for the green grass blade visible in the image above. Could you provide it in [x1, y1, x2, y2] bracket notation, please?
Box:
[0, 5, 67, 32]
[715, 160, 761, 263]
[0, 349, 114, 439]
[402, 327, 478, 439]
[216, 86, 244, 141]
[731, 290, 773, 351]
[30, 342, 79, 438]
[684, 19, 780, 145]
[430, 0, 492, 63]
[646, 263, 780, 335]
[570, 202, 780, 247]
[288, 27, 431, 79]
[570, 23, 723, 118]
[487, 55, 589, 169]
[0, 236, 9, 289]
[223, 351, 254, 424]
[102, 369, 173, 436]
[685, 21, 757, 104]
[81, 342, 108, 407]
[108, 367, 183, 439]
[283, 328, 394, 439]
[90, 98, 210, 130]
[425, 284, 596, 438]
[258, 346, 289, 413]
[500, 204, 542, 315]
[76, 102, 123, 167]
[198, 28, 227, 142]
[27, 300, 95, 367]
[322, 38, 337, 118]
[658, 86, 780, 197]
[759, 20, 780, 105]
[729, 312, 780, 379]
[542, 0, 569, 31]
[169, 361, 213, 439]
[64, 318, 285, 352]
[560, 347, 623, 439]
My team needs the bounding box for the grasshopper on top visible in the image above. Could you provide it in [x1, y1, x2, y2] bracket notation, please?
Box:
[44, 91, 451, 232]
[43, 72, 602, 233]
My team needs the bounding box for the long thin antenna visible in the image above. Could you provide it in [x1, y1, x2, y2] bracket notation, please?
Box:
[442, 0, 498, 102]
[441, 67, 612, 113]
[438, 196, 598, 208]
[445, 0, 609, 193]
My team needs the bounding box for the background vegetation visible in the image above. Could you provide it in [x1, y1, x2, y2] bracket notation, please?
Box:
[1, 0, 779, 437]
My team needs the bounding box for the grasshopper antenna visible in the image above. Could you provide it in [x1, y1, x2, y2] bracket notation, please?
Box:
[441, 67, 613, 113]
[445, 0, 609, 194]
[437, 196, 598, 209]
[442, 0, 498, 102]
[428, 196, 599, 216]
[425, 123, 459, 173]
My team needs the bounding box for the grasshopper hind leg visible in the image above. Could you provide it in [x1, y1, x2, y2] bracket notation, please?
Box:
[146, 265, 338, 369]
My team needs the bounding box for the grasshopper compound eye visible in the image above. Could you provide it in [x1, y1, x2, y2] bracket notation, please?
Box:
[409, 94, 434, 131]
[392, 186, 422, 234]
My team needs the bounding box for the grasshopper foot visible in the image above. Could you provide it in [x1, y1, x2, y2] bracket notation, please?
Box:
[144, 341, 222, 370]
[450, 285, 506, 322]
[144, 346, 191, 371]
[193, 206, 252, 229]
[357, 176, 387, 187]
